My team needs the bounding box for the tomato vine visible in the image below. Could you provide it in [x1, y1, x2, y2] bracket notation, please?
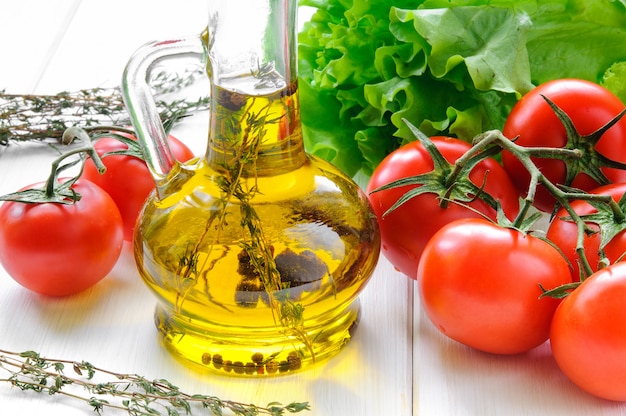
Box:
[371, 86, 626, 295]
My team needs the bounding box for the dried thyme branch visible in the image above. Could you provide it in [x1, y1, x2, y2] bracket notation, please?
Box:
[0, 66, 210, 145]
[0, 349, 310, 415]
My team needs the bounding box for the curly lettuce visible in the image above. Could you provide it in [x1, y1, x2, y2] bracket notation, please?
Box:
[298, 0, 626, 177]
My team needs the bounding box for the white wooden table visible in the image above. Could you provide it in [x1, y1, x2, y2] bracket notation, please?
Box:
[0, 1, 625, 415]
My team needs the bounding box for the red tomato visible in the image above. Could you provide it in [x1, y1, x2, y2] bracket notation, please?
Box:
[367, 136, 520, 279]
[550, 262, 626, 401]
[546, 183, 626, 281]
[502, 79, 626, 212]
[418, 218, 571, 355]
[82, 133, 194, 241]
[0, 179, 124, 296]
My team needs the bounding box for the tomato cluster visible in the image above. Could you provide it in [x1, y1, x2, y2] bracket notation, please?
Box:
[368, 79, 626, 401]
[0, 131, 194, 297]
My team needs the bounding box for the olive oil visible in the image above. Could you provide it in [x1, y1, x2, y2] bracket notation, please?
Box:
[134, 80, 380, 375]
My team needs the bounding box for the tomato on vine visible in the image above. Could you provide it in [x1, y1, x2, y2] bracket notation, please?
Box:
[501, 78, 626, 212]
[417, 218, 571, 355]
[367, 122, 520, 279]
[0, 178, 124, 296]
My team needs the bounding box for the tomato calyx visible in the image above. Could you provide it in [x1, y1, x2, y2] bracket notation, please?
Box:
[569, 190, 626, 261]
[538, 281, 582, 300]
[0, 126, 144, 205]
[540, 94, 626, 187]
[492, 203, 542, 234]
[368, 119, 503, 217]
[545, 186, 626, 287]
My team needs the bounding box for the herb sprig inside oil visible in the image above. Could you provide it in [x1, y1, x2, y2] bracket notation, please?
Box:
[175, 63, 315, 360]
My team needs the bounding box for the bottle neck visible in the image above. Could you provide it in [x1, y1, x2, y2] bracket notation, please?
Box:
[205, 79, 306, 177]
[203, 0, 302, 176]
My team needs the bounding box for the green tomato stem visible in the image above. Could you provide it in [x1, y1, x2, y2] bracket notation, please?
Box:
[44, 127, 105, 200]
[83, 125, 136, 136]
[0, 124, 147, 205]
[469, 129, 620, 280]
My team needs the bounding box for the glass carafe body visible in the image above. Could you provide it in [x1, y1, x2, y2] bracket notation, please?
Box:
[122, 0, 380, 376]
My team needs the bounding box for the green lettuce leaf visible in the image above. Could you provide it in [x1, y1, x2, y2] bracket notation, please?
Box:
[298, 0, 626, 178]
[390, 6, 534, 94]
[601, 61, 626, 104]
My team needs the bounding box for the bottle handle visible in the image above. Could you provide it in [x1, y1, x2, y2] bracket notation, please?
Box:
[121, 35, 206, 186]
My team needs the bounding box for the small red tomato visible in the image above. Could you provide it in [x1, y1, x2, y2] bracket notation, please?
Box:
[0, 179, 124, 296]
[82, 133, 194, 241]
[367, 136, 520, 279]
[546, 183, 626, 281]
[550, 262, 626, 401]
[418, 218, 571, 355]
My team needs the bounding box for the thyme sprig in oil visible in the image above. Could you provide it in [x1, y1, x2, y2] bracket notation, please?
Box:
[173, 73, 316, 362]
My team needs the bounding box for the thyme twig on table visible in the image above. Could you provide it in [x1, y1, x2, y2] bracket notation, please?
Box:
[0, 349, 310, 415]
[0, 66, 210, 145]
